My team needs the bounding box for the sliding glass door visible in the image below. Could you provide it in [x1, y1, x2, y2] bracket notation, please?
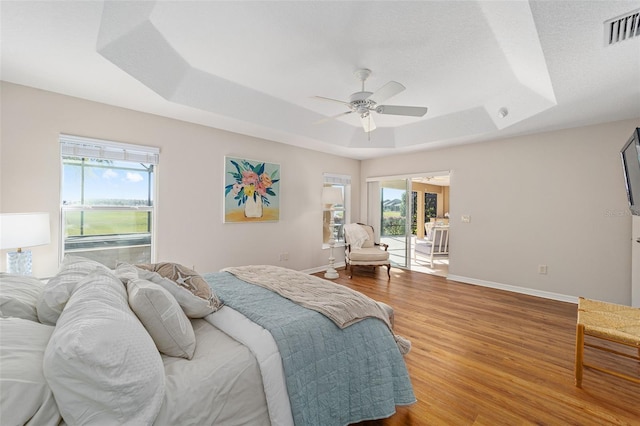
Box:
[368, 179, 412, 269]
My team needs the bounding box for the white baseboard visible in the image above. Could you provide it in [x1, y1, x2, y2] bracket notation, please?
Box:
[446, 274, 578, 304]
[298, 267, 577, 304]
[302, 262, 346, 275]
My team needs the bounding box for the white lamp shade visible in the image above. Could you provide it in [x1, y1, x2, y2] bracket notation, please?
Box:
[0, 212, 51, 250]
[322, 187, 343, 206]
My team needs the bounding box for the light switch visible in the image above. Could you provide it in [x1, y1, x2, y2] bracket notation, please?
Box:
[461, 215, 471, 223]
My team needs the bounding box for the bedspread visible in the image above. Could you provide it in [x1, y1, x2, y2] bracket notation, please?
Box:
[204, 271, 416, 426]
[222, 265, 410, 354]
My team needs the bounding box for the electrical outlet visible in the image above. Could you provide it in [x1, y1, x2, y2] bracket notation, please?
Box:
[538, 264, 548, 274]
[279, 253, 289, 261]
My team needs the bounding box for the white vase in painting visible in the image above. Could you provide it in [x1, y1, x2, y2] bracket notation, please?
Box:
[244, 196, 263, 218]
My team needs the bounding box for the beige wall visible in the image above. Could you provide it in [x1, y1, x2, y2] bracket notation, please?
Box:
[3, 81, 638, 304]
[0, 82, 360, 277]
[362, 118, 640, 304]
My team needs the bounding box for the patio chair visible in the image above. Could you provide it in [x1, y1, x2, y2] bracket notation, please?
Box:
[344, 223, 390, 279]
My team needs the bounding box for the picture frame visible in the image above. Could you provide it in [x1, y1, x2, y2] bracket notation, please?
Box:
[224, 156, 280, 223]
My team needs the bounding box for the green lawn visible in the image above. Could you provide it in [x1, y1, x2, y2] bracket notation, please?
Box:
[65, 211, 150, 236]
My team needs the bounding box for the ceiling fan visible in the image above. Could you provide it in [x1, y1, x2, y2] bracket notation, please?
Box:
[313, 68, 428, 133]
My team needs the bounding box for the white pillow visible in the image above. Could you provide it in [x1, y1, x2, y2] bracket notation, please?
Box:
[0, 273, 44, 322]
[0, 317, 61, 426]
[43, 269, 165, 425]
[37, 255, 111, 325]
[345, 223, 370, 250]
[127, 278, 196, 359]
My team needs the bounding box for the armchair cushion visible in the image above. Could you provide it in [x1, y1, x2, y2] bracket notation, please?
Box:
[361, 226, 375, 248]
[349, 247, 390, 262]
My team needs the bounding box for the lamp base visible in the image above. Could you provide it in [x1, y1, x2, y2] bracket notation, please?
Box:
[324, 248, 339, 280]
[324, 267, 339, 280]
[7, 250, 32, 275]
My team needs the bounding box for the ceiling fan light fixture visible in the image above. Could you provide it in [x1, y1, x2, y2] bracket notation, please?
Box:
[498, 107, 509, 118]
[313, 68, 428, 134]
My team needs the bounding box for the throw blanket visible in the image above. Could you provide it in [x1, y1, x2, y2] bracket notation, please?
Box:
[222, 265, 410, 354]
[203, 271, 416, 426]
[344, 223, 370, 249]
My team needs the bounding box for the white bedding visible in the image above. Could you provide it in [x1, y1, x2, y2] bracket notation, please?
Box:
[155, 318, 271, 425]
[1, 267, 287, 426]
[205, 306, 294, 426]
[0, 318, 61, 426]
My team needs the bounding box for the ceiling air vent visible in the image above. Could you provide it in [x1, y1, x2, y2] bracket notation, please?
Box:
[605, 8, 640, 45]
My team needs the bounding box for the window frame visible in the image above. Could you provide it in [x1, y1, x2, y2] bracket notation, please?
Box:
[59, 134, 159, 267]
[322, 173, 351, 248]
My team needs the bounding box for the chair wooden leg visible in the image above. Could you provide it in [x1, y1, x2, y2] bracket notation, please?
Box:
[386, 264, 391, 279]
[575, 323, 585, 387]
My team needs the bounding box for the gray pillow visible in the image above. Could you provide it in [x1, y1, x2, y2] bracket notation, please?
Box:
[127, 278, 196, 359]
[120, 262, 223, 318]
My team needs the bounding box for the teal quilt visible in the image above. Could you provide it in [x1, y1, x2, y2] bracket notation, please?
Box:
[204, 271, 416, 426]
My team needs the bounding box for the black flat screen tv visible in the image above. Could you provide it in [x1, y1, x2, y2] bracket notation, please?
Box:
[620, 127, 640, 216]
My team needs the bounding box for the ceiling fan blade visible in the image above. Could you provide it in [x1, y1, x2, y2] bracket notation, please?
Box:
[312, 95, 352, 107]
[367, 81, 405, 104]
[361, 114, 376, 133]
[313, 110, 353, 125]
[376, 105, 428, 117]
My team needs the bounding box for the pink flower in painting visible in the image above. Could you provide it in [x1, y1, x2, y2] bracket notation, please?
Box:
[242, 171, 259, 185]
[256, 182, 267, 196]
[225, 159, 279, 208]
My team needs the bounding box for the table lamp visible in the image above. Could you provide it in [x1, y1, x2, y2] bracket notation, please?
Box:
[322, 187, 343, 280]
[0, 212, 51, 275]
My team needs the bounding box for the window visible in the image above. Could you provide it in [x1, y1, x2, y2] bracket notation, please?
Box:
[411, 191, 437, 234]
[322, 173, 350, 246]
[60, 134, 159, 268]
[424, 193, 437, 221]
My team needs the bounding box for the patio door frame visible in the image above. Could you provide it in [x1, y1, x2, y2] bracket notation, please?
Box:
[370, 179, 412, 269]
[365, 171, 450, 271]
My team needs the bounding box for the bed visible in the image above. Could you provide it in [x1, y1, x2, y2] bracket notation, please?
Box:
[0, 257, 415, 425]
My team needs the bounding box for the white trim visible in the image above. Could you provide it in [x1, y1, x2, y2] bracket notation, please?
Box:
[302, 262, 346, 275]
[446, 274, 578, 304]
[323, 173, 351, 184]
[365, 171, 450, 182]
[60, 133, 159, 164]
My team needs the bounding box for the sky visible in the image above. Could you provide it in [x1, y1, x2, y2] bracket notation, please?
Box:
[62, 160, 152, 203]
[382, 187, 404, 202]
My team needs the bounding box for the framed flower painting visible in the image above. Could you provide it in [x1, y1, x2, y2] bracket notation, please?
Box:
[224, 156, 280, 223]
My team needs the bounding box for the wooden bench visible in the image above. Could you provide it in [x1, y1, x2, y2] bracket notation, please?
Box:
[575, 297, 640, 387]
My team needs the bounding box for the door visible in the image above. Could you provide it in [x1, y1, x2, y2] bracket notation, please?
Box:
[368, 179, 412, 269]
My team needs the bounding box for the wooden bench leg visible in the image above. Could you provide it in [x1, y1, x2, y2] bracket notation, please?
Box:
[575, 323, 585, 387]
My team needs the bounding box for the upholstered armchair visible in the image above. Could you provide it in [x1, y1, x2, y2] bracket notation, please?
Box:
[343, 223, 391, 279]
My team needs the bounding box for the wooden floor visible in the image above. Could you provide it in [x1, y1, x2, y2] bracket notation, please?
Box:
[313, 267, 640, 426]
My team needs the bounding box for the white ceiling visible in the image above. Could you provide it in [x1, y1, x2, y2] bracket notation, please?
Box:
[2, 1, 639, 160]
